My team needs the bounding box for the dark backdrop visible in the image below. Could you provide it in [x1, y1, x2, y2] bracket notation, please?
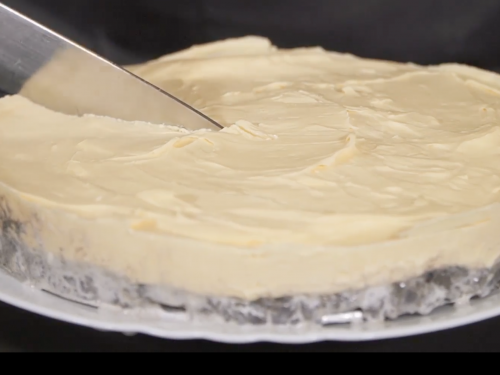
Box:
[3, 0, 500, 71]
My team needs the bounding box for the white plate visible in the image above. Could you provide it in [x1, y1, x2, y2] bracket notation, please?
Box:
[0, 270, 500, 344]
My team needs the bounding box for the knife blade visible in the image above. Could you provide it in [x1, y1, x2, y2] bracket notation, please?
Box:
[0, 3, 222, 131]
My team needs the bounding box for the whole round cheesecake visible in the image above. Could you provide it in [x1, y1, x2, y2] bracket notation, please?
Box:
[2, 36, 500, 324]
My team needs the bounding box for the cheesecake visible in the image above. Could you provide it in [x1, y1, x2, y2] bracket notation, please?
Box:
[1, 36, 500, 325]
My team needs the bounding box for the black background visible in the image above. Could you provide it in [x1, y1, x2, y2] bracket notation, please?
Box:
[1, 0, 500, 351]
[3, 0, 500, 70]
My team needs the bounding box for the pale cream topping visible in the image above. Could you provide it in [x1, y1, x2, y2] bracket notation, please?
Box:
[2, 36, 500, 299]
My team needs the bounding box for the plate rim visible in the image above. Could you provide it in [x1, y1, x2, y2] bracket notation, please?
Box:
[1, 271, 500, 344]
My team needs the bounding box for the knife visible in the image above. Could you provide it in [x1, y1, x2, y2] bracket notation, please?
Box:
[0, 3, 222, 131]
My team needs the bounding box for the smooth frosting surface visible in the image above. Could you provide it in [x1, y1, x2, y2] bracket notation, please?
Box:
[2, 36, 500, 299]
